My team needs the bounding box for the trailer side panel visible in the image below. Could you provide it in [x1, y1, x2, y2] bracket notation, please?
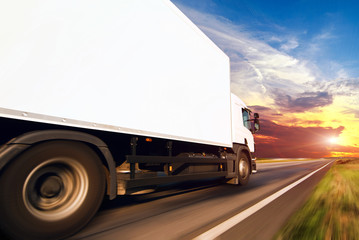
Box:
[0, 0, 232, 147]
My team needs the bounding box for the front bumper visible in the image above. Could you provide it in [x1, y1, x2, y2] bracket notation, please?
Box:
[251, 158, 257, 173]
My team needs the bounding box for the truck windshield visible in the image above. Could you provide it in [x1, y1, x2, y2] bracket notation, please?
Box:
[242, 109, 251, 131]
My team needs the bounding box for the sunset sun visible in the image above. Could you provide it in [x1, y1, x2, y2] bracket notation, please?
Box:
[328, 137, 339, 144]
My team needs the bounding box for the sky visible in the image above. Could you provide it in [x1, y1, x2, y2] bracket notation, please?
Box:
[172, 0, 359, 158]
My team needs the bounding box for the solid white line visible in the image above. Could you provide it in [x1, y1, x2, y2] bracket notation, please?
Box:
[193, 161, 333, 240]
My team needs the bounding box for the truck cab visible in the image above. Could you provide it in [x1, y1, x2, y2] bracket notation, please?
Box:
[231, 93, 260, 172]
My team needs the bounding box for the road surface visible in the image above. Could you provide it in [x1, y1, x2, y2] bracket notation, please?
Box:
[68, 159, 333, 240]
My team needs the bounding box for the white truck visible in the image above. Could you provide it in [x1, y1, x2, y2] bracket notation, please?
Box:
[0, 0, 260, 239]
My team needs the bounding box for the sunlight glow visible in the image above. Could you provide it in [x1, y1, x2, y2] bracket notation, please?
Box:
[328, 137, 339, 144]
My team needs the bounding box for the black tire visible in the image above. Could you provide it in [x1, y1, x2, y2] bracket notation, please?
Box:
[0, 141, 105, 240]
[237, 151, 250, 185]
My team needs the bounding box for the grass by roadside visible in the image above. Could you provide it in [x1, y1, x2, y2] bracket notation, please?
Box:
[274, 158, 359, 240]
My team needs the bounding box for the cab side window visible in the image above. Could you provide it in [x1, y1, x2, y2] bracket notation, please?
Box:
[242, 109, 251, 130]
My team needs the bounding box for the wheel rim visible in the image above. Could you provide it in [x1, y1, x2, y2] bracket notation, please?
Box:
[23, 157, 89, 221]
[239, 157, 249, 179]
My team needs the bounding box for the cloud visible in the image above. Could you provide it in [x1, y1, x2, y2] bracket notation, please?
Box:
[323, 78, 359, 113]
[172, 3, 322, 108]
[301, 29, 335, 57]
[313, 31, 335, 41]
[326, 78, 359, 96]
[280, 38, 299, 52]
[172, 2, 359, 157]
[248, 105, 272, 112]
[172, 1, 356, 104]
[342, 108, 359, 118]
[274, 91, 333, 112]
[248, 105, 284, 119]
[254, 119, 347, 158]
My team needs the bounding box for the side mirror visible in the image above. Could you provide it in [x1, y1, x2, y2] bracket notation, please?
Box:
[254, 118, 260, 132]
[252, 113, 260, 133]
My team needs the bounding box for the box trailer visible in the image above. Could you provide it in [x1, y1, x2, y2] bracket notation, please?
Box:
[0, 0, 260, 239]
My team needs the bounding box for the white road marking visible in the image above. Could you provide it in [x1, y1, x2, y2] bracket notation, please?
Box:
[193, 161, 333, 240]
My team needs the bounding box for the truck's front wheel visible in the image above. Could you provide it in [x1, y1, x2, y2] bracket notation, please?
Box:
[0, 141, 105, 240]
[237, 151, 250, 185]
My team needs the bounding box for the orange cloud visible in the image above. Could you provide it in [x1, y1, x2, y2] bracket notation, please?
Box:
[253, 119, 357, 158]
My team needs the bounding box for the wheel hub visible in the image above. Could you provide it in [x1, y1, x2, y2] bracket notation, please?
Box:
[39, 175, 63, 198]
[23, 157, 89, 221]
[239, 158, 249, 178]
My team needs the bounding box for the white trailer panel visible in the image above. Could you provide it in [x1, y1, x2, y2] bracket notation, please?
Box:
[0, 0, 232, 147]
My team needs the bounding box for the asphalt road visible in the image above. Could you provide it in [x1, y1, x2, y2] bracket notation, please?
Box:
[68, 159, 334, 240]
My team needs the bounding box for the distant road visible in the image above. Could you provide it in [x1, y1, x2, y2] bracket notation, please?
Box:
[69, 159, 334, 240]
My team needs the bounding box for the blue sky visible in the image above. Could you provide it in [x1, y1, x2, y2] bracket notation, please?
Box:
[172, 0, 359, 78]
[171, 0, 359, 157]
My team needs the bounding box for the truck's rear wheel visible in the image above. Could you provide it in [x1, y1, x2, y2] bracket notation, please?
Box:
[237, 151, 250, 185]
[0, 141, 105, 240]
